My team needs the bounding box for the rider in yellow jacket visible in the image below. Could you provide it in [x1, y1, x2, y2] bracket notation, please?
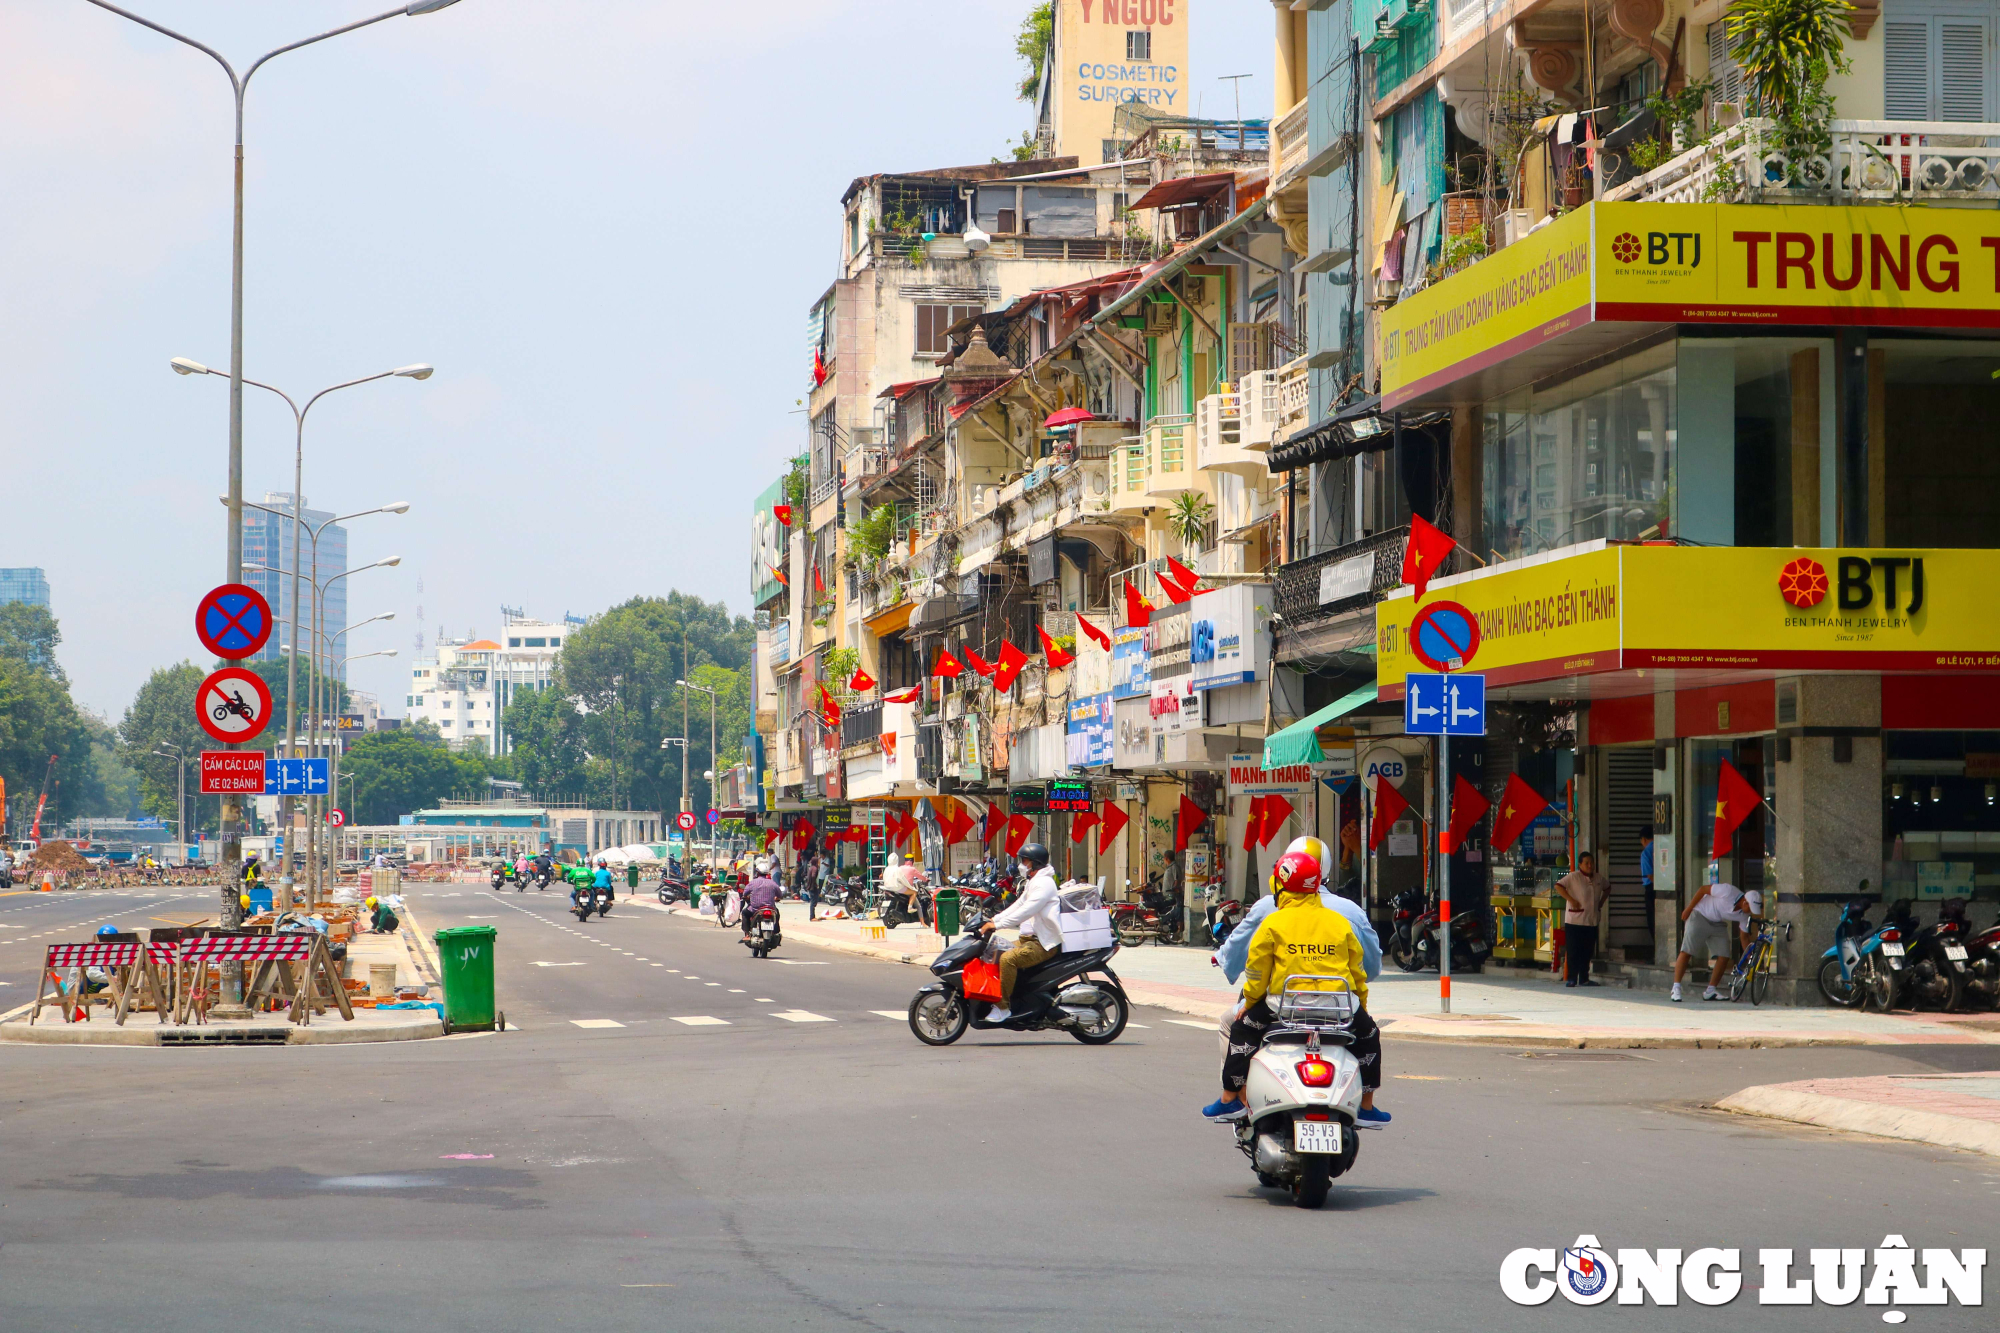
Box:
[1240, 890, 1369, 1010]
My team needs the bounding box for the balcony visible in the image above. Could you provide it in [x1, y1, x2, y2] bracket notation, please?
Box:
[1107, 439, 1151, 515]
[1605, 118, 2000, 205]
[1143, 415, 1198, 499]
[1271, 99, 1309, 184]
[1239, 369, 1284, 450]
[1273, 526, 1408, 631]
[1194, 392, 1264, 478]
[1276, 359, 1309, 440]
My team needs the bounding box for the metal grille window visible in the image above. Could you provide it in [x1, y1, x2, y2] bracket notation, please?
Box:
[1127, 30, 1152, 60]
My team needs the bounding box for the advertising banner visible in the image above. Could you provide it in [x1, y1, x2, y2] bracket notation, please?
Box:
[1111, 625, 1151, 699]
[1226, 752, 1315, 796]
[1190, 583, 1273, 690]
[1065, 691, 1114, 767]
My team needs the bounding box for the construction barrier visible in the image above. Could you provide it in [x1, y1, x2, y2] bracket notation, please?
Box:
[30, 940, 169, 1027]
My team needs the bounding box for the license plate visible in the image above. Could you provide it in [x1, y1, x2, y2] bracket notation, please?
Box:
[1294, 1120, 1343, 1155]
[1471, 942, 1490, 954]
[1880, 941, 1905, 956]
[1944, 944, 1968, 960]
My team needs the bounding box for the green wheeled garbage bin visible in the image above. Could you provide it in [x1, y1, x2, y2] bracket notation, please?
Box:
[933, 888, 960, 940]
[434, 925, 500, 1033]
[627, 863, 640, 890]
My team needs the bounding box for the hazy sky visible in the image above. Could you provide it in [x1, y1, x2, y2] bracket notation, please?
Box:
[3, 0, 1271, 724]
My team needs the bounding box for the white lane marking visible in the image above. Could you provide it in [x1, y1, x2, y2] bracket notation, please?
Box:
[636, 958, 650, 962]
[669, 1016, 729, 1026]
[651, 963, 664, 967]
[869, 1010, 906, 1020]
[704, 982, 721, 987]
[667, 969, 681, 973]
[770, 959, 828, 966]
[571, 1019, 626, 1029]
[1166, 1019, 1215, 1030]
[771, 1010, 835, 1023]
[683, 975, 699, 979]
[755, 998, 774, 1003]
[532, 962, 587, 968]
[727, 989, 744, 993]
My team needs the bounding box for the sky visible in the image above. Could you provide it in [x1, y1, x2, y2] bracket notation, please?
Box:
[2, 0, 1273, 725]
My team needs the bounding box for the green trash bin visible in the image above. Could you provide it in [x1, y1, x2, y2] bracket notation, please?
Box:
[626, 863, 640, 889]
[933, 888, 960, 940]
[434, 925, 499, 1033]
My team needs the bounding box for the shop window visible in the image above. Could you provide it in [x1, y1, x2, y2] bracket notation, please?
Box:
[1877, 337, 2000, 547]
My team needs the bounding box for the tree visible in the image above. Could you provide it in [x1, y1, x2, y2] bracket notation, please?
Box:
[118, 663, 212, 826]
[243, 655, 349, 743]
[0, 602, 64, 683]
[503, 684, 590, 799]
[0, 657, 102, 836]
[340, 727, 461, 826]
[1014, 1, 1054, 102]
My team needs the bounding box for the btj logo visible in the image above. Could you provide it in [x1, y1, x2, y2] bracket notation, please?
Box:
[1609, 230, 1703, 267]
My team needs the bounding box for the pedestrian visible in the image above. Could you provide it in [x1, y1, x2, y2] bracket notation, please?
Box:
[1671, 863, 1758, 1002]
[814, 854, 831, 920]
[1637, 828, 1656, 927]
[1556, 851, 1608, 987]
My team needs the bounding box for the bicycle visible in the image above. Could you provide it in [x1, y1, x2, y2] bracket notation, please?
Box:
[1727, 915, 1791, 1006]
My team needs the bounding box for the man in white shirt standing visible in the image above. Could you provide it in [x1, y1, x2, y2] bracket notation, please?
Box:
[1672, 862, 1759, 1001]
[977, 842, 1061, 1023]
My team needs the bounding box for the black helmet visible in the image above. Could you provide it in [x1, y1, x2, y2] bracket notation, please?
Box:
[1018, 842, 1050, 870]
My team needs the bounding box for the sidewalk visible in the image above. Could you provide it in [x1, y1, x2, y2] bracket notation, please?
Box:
[1719, 1073, 2000, 1158]
[744, 903, 2000, 1049]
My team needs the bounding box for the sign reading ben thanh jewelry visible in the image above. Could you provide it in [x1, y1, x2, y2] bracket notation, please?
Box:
[1380, 201, 2000, 408]
[1375, 544, 2000, 695]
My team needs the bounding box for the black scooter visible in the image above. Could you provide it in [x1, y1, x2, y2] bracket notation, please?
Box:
[572, 884, 612, 921]
[742, 905, 782, 958]
[881, 883, 933, 930]
[906, 912, 1129, 1046]
[657, 873, 691, 905]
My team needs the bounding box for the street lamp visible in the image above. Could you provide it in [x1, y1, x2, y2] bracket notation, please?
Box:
[678, 678, 720, 853]
[151, 743, 187, 852]
[85, 0, 463, 986]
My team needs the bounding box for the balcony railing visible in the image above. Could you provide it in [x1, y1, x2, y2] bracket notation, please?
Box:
[1272, 99, 1309, 184]
[1277, 358, 1310, 438]
[1604, 118, 2000, 205]
[1144, 414, 1198, 498]
[1194, 391, 1264, 478]
[1239, 368, 1284, 451]
[1273, 526, 1408, 631]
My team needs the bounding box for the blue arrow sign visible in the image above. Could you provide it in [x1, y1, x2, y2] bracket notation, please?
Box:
[1405, 673, 1486, 736]
[263, 758, 331, 795]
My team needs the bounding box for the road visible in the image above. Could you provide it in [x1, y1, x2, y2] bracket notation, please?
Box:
[0, 881, 1994, 1331]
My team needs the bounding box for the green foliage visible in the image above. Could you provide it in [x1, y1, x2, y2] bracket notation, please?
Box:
[1431, 232, 1489, 281]
[1727, 0, 1851, 173]
[0, 602, 64, 683]
[821, 647, 859, 703]
[0, 656, 103, 833]
[1014, 1, 1053, 102]
[242, 655, 349, 743]
[785, 454, 810, 517]
[846, 504, 898, 569]
[1000, 130, 1040, 163]
[340, 727, 461, 826]
[502, 684, 590, 800]
[118, 662, 210, 825]
[1166, 491, 1214, 552]
[1645, 80, 1715, 155]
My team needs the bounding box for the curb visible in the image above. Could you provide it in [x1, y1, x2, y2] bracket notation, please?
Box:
[1717, 1082, 2000, 1158]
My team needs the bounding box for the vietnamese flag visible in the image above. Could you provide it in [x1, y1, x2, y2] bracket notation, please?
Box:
[1123, 579, 1154, 628]
[992, 641, 1028, 692]
[762, 827, 782, 851]
[1077, 613, 1111, 651]
[963, 646, 994, 677]
[1095, 802, 1129, 855]
[812, 347, 828, 387]
[881, 730, 897, 764]
[1037, 625, 1074, 669]
[1004, 814, 1036, 857]
[818, 684, 841, 728]
[941, 803, 975, 844]
[1368, 775, 1412, 851]
[772, 565, 788, 587]
[791, 818, 816, 851]
[1257, 794, 1294, 848]
[1068, 811, 1101, 843]
[1711, 758, 1763, 857]
[1442, 774, 1491, 854]
[982, 804, 1009, 845]
[1401, 513, 1458, 605]
[848, 666, 875, 692]
[813, 564, 826, 596]
[931, 649, 965, 679]
[884, 684, 921, 704]
[1174, 794, 1209, 853]
[1488, 774, 1551, 853]
[773, 504, 793, 527]
[1242, 794, 1269, 850]
[1161, 556, 1201, 603]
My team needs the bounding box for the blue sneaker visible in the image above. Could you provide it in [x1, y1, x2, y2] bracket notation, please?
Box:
[1357, 1105, 1392, 1127]
[1200, 1098, 1248, 1122]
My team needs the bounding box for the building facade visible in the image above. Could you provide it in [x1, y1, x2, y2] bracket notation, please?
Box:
[405, 616, 566, 754]
[241, 492, 347, 680]
[0, 567, 50, 609]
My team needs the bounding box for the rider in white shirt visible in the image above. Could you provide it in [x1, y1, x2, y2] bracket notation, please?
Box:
[977, 843, 1062, 1023]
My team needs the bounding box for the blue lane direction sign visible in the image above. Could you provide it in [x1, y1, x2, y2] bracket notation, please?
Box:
[1404, 673, 1487, 736]
[264, 757, 331, 795]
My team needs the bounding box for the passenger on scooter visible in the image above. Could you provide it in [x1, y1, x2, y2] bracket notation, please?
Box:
[742, 858, 781, 938]
[975, 842, 1061, 1023]
[1202, 849, 1386, 1125]
[1215, 836, 1382, 981]
[593, 858, 615, 903]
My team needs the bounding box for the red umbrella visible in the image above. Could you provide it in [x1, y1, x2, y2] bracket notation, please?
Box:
[1043, 407, 1096, 429]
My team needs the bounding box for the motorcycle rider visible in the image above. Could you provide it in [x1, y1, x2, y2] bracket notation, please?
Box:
[1212, 836, 1388, 1124]
[975, 842, 1061, 1024]
[741, 858, 782, 939]
[1202, 849, 1382, 1124]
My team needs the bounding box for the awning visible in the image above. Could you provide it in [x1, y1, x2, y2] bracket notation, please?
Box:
[1260, 683, 1379, 769]
[1092, 198, 1272, 325]
[1269, 398, 1448, 473]
[864, 602, 915, 636]
[877, 377, 940, 400]
[1128, 171, 1235, 211]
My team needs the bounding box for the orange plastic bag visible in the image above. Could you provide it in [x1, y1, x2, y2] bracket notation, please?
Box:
[963, 957, 1003, 1000]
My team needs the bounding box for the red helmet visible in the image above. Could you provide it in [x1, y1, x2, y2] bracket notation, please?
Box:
[1272, 850, 1322, 896]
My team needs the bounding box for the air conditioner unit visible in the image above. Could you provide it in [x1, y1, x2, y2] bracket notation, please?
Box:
[1143, 301, 1177, 336]
[1182, 276, 1208, 305]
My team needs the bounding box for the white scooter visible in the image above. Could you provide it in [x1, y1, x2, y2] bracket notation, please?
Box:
[1222, 976, 1365, 1209]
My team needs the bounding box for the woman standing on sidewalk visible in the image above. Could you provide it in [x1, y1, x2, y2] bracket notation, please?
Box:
[1556, 853, 1608, 987]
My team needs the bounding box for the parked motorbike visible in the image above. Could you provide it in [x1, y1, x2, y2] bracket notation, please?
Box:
[906, 909, 1129, 1046]
[657, 874, 691, 906]
[841, 877, 869, 919]
[742, 905, 783, 958]
[1206, 897, 1246, 947]
[1389, 888, 1489, 973]
[1817, 900, 1903, 1010]
[1963, 908, 2000, 1011]
[1218, 976, 1365, 1210]
[1903, 897, 1972, 1011]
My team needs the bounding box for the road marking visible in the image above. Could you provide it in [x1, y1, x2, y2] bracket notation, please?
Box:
[869, 1010, 905, 1020]
[1166, 1019, 1215, 1030]
[771, 959, 827, 966]
[651, 963, 664, 967]
[727, 989, 744, 993]
[571, 1019, 626, 1029]
[683, 975, 699, 979]
[1127, 1023, 1150, 1028]
[667, 969, 680, 973]
[532, 962, 587, 968]
[669, 1016, 729, 1026]
[771, 1010, 835, 1023]
[755, 998, 773, 1003]
[704, 982, 721, 987]
[636, 957, 649, 961]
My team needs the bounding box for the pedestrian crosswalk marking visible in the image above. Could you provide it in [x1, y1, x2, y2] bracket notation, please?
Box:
[771, 1010, 835, 1023]
[1166, 1019, 1214, 1030]
[669, 1016, 730, 1026]
[571, 1019, 625, 1029]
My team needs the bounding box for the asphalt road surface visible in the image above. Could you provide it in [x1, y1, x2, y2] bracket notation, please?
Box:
[1, 883, 1994, 1331]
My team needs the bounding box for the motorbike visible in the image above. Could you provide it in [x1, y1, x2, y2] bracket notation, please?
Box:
[880, 883, 933, 930]
[531, 865, 552, 891]
[1963, 908, 2000, 1011]
[1389, 888, 1490, 973]
[1219, 976, 1365, 1210]
[490, 866, 519, 892]
[1206, 897, 1246, 947]
[572, 882, 613, 921]
[1817, 900, 1904, 1010]
[840, 877, 869, 920]
[906, 908, 1129, 1047]
[1903, 897, 1972, 1011]
[657, 874, 691, 906]
[742, 904, 783, 958]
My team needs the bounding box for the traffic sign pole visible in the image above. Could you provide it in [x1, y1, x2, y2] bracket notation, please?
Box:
[1439, 735, 1452, 1015]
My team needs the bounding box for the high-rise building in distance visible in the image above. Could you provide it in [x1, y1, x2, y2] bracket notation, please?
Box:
[241, 493, 347, 679]
[0, 567, 50, 610]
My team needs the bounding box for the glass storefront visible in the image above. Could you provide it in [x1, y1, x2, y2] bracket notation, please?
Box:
[1884, 731, 2000, 908]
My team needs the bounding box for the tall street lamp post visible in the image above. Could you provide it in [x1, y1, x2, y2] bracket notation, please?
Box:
[678, 678, 718, 855]
[84, 0, 463, 1009]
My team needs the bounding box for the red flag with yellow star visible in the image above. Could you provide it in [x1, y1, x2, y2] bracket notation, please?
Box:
[1711, 758, 1762, 857]
[1488, 773, 1550, 853]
